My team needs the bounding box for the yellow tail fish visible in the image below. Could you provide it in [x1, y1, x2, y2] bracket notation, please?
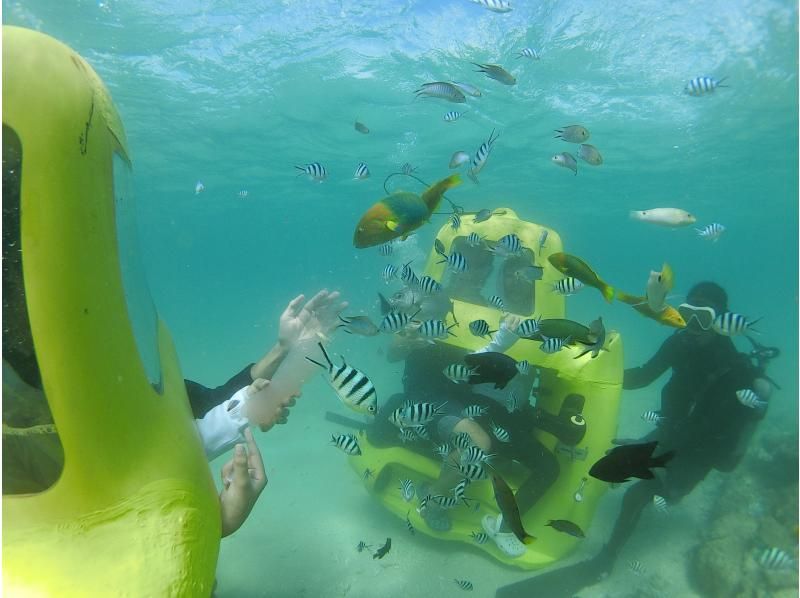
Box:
[548, 252, 615, 303]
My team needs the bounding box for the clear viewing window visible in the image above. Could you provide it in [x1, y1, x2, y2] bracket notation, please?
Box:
[114, 152, 163, 392]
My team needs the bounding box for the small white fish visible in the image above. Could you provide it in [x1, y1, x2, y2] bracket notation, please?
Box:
[353, 162, 370, 180]
[554, 125, 590, 143]
[553, 277, 584, 295]
[470, 0, 512, 12]
[468, 130, 499, 184]
[399, 479, 415, 502]
[696, 223, 725, 242]
[331, 433, 361, 455]
[194, 181, 205, 195]
[736, 389, 768, 410]
[630, 208, 696, 227]
[238, 190, 249, 198]
[685, 76, 728, 96]
[516, 317, 541, 337]
[517, 47, 539, 60]
[551, 152, 577, 175]
[653, 495, 669, 514]
[540, 335, 571, 354]
[295, 162, 328, 182]
[490, 421, 511, 443]
[450, 81, 482, 97]
[712, 312, 761, 336]
[444, 111, 462, 122]
[444, 363, 476, 384]
[449, 151, 471, 169]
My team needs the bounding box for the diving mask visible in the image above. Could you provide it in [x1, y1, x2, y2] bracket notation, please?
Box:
[677, 303, 715, 331]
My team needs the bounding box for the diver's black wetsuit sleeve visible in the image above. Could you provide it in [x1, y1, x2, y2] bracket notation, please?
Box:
[623, 336, 676, 390]
[185, 364, 254, 419]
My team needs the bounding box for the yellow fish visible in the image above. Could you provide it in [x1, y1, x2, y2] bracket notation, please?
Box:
[646, 263, 674, 312]
[618, 291, 686, 328]
[548, 252, 614, 303]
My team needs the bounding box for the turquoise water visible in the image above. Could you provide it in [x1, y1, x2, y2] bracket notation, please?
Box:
[5, 1, 798, 596]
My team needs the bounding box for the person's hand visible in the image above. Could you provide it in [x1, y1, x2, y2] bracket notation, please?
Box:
[244, 378, 299, 432]
[219, 428, 267, 537]
[501, 314, 523, 334]
[277, 289, 349, 349]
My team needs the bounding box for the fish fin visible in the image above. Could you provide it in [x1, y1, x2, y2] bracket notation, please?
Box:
[385, 220, 400, 232]
[467, 170, 479, 184]
[652, 450, 676, 469]
[602, 285, 615, 303]
[305, 356, 326, 369]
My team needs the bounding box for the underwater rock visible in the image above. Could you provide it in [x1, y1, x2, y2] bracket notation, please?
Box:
[690, 537, 743, 597]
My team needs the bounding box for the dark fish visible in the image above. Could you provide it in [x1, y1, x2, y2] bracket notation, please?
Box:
[337, 315, 379, 336]
[373, 537, 392, 559]
[574, 316, 607, 359]
[589, 441, 675, 483]
[353, 175, 462, 248]
[356, 540, 372, 552]
[463, 352, 518, 389]
[491, 474, 536, 544]
[355, 120, 370, 134]
[545, 519, 585, 538]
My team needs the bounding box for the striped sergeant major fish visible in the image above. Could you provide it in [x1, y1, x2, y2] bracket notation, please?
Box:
[505, 390, 519, 413]
[467, 232, 483, 247]
[450, 212, 462, 229]
[460, 445, 494, 465]
[516, 47, 540, 59]
[306, 343, 377, 416]
[516, 316, 541, 338]
[653, 494, 669, 514]
[696, 222, 725, 242]
[470, 531, 489, 544]
[488, 295, 505, 311]
[399, 479, 415, 502]
[468, 129, 500, 184]
[398, 401, 448, 427]
[553, 277, 584, 295]
[401, 162, 416, 175]
[628, 559, 646, 575]
[415, 81, 467, 103]
[462, 404, 488, 419]
[398, 428, 417, 443]
[418, 319, 457, 340]
[736, 389, 768, 410]
[379, 310, 416, 333]
[413, 425, 431, 440]
[331, 433, 361, 455]
[353, 162, 370, 180]
[438, 250, 469, 273]
[378, 242, 393, 256]
[419, 275, 442, 295]
[540, 335, 572, 354]
[490, 233, 523, 256]
[444, 111, 462, 123]
[400, 261, 419, 286]
[434, 442, 451, 460]
[381, 264, 397, 283]
[490, 421, 511, 443]
[452, 478, 471, 500]
[641, 410, 666, 424]
[757, 547, 795, 570]
[516, 360, 530, 376]
[451, 431, 474, 452]
[712, 312, 761, 336]
[405, 511, 415, 535]
[295, 161, 327, 182]
[685, 75, 728, 96]
[455, 579, 474, 591]
[454, 462, 487, 481]
[443, 363, 477, 384]
[470, 0, 512, 12]
[432, 495, 458, 509]
[468, 319, 494, 339]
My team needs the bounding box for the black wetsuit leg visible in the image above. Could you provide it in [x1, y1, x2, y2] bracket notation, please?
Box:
[185, 364, 254, 419]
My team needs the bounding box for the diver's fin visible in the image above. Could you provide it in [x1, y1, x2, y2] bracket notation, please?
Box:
[495, 553, 613, 597]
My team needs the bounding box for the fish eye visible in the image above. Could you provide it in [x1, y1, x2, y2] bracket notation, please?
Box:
[570, 415, 585, 426]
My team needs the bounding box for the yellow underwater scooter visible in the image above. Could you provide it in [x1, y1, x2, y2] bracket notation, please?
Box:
[348, 209, 624, 570]
[2, 26, 219, 595]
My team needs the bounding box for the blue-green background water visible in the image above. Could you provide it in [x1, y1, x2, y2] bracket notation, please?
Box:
[5, 1, 798, 595]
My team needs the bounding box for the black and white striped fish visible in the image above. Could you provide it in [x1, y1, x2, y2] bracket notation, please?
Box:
[685, 76, 727, 96]
[433, 495, 458, 509]
[505, 390, 519, 413]
[398, 428, 417, 443]
[468, 129, 499, 184]
[488, 295, 505, 311]
[455, 462, 487, 481]
[331, 433, 361, 455]
[419, 275, 442, 295]
[467, 232, 483, 247]
[237, 190, 249, 198]
[399, 479, 415, 502]
[470, 531, 489, 544]
[380, 311, 413, 333]
[434, 442, 452, 460]
[401, 162, 416, 175]
[736, 389, 768, 410]
[490, 421, 511, 443]
[462, 404, 488, 419]
[418, 319, 456, 340]
[444, 111, 463, 123]
[381, 264, 397, 283]
[379, 242, 393, 256]
[757, 547, 795, 570]
[415, 81, 467, 103]
[450, 213, 462, 231]
[696, 222, 725, 242]
[400, 261, 419, 286]
[641, 410, 666, 424]
[452, 478, 471, 500]
[653, 494, 669, 514]
[306, 343, 377, 415]
[399, 401, 447, 427]
[516, 317, 541, 337]
[353, 162, 370, 180]
[414, 425, 431, 440]
[460, 445, 493, 465]
[517, 47, 539, 59]
[712, 312, 761, 336]
[439, 251, 469, 273]
[629, 559, 646, 575]
[451, 431, 474, 452]
[295, 162, 327, 182]
[537, 230, 548, 254]
[553, 277, 584, 295]
[490, 233, 522, 256]
[540, 335, 571, 354]
[516, 360, 530, 376]
[417, 494, 432, 513]
[469, 319, 495, 339]
[444, 363, 476, 384]
[470, 0, 512, 13]
[406, 511, 416, 535]
[455, 579, 474, 591]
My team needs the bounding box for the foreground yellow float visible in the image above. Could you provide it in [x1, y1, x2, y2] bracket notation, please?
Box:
[349, 209, 623, 569]
[3, 26, 219, 595]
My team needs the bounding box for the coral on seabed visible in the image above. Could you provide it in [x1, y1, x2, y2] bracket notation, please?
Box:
[688, 427, 798, 598]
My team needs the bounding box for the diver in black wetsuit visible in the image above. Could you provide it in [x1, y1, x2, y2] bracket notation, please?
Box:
[497, 281, 777, 597]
